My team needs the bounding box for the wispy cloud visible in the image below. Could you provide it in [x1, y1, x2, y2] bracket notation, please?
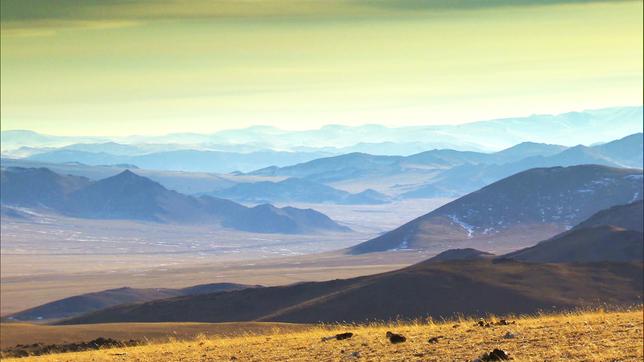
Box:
[2, 0, 637, 36]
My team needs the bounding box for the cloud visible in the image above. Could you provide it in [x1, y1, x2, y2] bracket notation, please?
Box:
[2, 0, 637, 36]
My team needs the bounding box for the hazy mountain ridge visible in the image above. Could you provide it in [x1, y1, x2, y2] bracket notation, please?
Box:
[0, 168, 349, 234]
[3, 106, 641, 153]
[210, 177, 390, 204]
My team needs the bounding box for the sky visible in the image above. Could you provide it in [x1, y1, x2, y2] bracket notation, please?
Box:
[1, 0, 642, 136]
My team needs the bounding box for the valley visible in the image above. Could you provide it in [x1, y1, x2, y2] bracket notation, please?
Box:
[0, 199, 438, 316]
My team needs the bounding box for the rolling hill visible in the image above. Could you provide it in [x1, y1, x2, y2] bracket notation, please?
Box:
[58, 259, 642, 324]
[0, 168, 350, 234]
[502, 200, 643, 263]
[6, 283, 255, 322]
[573, 199, 643, 232]
[350, 165, 643, 254]
[502, 225, 643, 263]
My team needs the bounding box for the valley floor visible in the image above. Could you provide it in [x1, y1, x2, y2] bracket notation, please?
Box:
[2, 309, 642, 361]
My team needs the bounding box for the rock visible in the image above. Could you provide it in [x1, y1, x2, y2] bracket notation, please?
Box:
[496, 319, 515, 326]
[427, 336, 444, 343]
[386, 331, 406, 344]
[336, 332, 354, 340]
[321, 332, 354, 342]
[503, 332, 515, 339]
[478, 348, 511, 361]
[351, 351, 360, 358]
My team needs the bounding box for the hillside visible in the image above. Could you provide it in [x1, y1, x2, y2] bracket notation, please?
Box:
[351, 165, 643, 254]
[3, 310, 641, 361]
[0, 168, 350, 234]
[59, 259, 642, 325]
[500, 200, 644, 263]
[574, 200, 643, 232]
[503, 226, 643, 263]
[6, 283, 254, 322]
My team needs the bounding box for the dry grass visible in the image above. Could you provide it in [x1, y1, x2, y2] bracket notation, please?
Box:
[3, 309, 642, 361]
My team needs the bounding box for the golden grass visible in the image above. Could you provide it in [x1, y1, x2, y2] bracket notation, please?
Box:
[3, 309, 642, 361]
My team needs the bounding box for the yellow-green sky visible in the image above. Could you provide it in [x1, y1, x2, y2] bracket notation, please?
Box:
[1, 0, 642, 136]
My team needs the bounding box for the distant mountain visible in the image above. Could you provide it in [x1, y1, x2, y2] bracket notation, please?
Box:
[490, 142, 567, 163]
[404, 133, 643, 198]
[7, 283, 255, 322]
[0, 158, 237, 194]
[0, 167, 90, 209]
[0, 168, 350, 234]
[502, 200, 643, 263]
[250, 153, 405, 183]
[592, 133, 643, 168]
[350, 165, 643, 254]
[210, 178, 390, 204]
[64, 170, 201, 222]
[59, 259, 642, 324]
[26, 149, 332, 173]
[5, 106, 640, 152]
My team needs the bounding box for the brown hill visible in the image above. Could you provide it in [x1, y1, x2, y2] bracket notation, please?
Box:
[59, 259, 642, 325]
[503, 200, 643, 263]
[573, 200, 643, 232]
[502, 226, 643, 263]
[6, 283, 255, 322]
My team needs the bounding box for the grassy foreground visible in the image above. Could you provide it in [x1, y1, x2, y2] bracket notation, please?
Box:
[3, 309, 642, 361]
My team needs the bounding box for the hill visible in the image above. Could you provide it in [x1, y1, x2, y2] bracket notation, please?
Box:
[6, 283, 254, 322]
[427, 248, 495, 262]
[3, 310, 640, 361]
[573, 200, 643, 232]
[0, 168, 350, 234]
[502, 225, 643, 263]
[59, 258, 642, 324]
[350, 165, 643, 254]
[501, 200, 644, 263]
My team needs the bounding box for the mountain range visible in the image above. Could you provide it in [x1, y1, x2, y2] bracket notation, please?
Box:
[1, 132, 641, 205]
[0, 168, 349, 234]
[248, 133, 642, 198]
[2, 106, 642, 155]
[209, 177, 390, 204]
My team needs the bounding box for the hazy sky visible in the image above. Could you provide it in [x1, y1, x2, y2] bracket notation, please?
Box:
[1, 0, 642, 136]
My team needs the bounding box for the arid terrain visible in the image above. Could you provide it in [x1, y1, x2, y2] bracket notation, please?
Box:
[2, 309, 641, 361]
[0, 199, 442, 316]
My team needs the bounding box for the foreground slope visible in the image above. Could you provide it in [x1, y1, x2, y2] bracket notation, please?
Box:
[3, 310, 642, 361]
[60, 259, 642, 324]
[350, 164, 643, 254]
